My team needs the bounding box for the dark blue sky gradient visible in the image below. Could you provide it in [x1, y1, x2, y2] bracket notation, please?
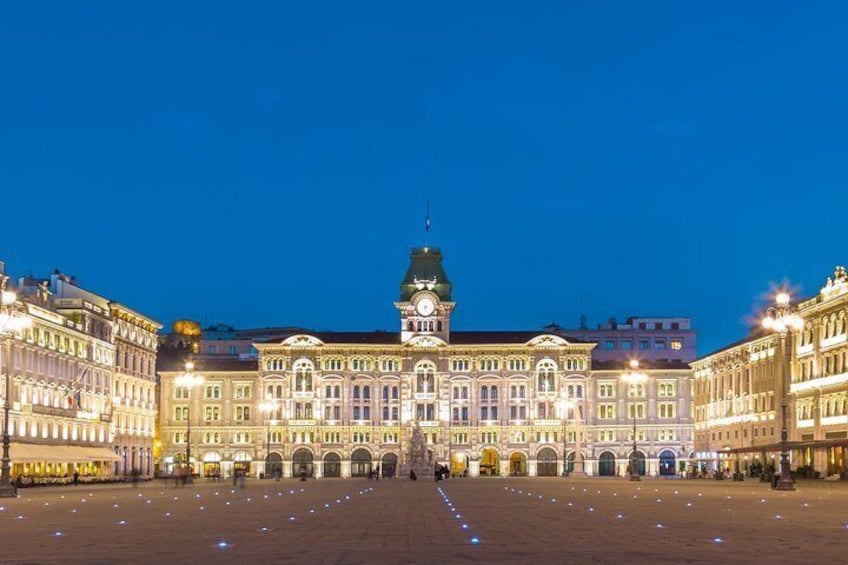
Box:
[2, 2, 846, 355]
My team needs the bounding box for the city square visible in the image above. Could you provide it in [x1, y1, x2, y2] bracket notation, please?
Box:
[3, 2, 848, 562]
[2, 477, 847, 563]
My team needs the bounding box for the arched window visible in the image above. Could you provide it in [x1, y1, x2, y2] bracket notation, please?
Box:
[293, 360, 313, 392]
[481, 386, 489, 400]
[491, 385, 498, 399]
[536, 360, 556, 392]
[392, 386, 399, 399]
[363, 386, 370, 400]
[416, 362, 435, 393]
[353, 385, 361, 399]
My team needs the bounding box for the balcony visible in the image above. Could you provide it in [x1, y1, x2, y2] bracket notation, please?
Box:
[821, 334, 847, 350]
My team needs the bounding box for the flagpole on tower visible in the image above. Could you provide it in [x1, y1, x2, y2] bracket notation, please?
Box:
[424, 200, 431, 249]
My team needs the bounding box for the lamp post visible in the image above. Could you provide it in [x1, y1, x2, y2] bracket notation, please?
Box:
[557, 397, 574, 476]
[621, 360, 648, 481]
[259, 400, 279, 478]
[0, 284, 32, 498]
[762, 291, 803, 491]
[175, 361, 203, 484]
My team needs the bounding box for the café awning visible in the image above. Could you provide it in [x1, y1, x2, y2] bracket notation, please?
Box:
[10, 443, 121, 463]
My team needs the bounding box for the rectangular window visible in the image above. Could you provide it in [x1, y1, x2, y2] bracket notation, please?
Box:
[208, 345, 218, 354]
[604, 340, 616, 350]
[638, 340, 650, 350]
[671, 322, 680, 330]
[621, 339, 632, 350]
[235, 406, 251, 421]
[204, 406, 220, 421]
[598, 404, 615, 419]
[659, 402, 676, 418]
[229, 345, 237, 355]
[627, 403, 646, 418]
[670, 339, 683, 351]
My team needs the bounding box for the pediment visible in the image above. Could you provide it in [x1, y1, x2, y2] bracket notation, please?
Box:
[525, 334, 569, 347]
[405, 335, 448, 348]
[282, 334, 325, 347]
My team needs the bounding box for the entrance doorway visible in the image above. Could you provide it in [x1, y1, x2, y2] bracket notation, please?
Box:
[292, 448, 314, 478]
[598, 451, 616, 476]
[323, 453, 341, 478]
[630, 451, 646, 476]
[509, 452, 527, 476]
[233, 452, 252, 476]
[480, 448, 499, 477]
[265, 453, 282, 478]
[450, 452, 468, 477]
[659, 450, 676, 476]
[351, 449, 372, 478]
[381, 453, 398, 478]
[536, 448, 557, 476]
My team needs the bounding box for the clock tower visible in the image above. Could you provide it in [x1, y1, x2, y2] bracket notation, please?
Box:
[395, 247, 455, 343]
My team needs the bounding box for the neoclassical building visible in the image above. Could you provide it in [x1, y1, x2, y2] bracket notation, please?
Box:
[692, 265, 848, 478]
[0, 268, 160, 482]
[158, 247, 694, 478]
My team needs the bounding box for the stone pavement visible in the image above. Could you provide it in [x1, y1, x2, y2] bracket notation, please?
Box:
[1, 477, 846, 563]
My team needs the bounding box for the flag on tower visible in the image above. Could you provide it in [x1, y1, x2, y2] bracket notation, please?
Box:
[425, 200, 431, 233]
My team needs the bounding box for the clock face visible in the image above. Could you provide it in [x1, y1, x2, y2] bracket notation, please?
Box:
[416, 297, 435, 316]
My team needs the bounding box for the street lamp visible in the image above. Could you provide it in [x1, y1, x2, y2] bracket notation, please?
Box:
[0, 284, 32, 498]
[259, 400, 279, 478]
[621, 360, 648, 481]
[175, 361, 203, 484]
[762, 291, 803, 491]
[557, 397, 574, 476]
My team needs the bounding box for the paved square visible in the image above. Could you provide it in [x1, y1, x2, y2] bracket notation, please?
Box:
[2, 478, 846, 563]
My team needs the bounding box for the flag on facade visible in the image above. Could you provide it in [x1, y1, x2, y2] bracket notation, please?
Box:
[67, 366, 88, 408]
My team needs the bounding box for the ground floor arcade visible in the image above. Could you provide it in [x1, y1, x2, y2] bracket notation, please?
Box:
[162, 445, 690, 479]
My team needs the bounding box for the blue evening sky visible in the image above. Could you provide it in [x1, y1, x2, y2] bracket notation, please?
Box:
[1, 2, 846, 355]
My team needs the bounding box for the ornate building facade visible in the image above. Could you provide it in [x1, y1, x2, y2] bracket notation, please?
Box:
[692, 266, 848, 478]
[0, 266, 160, 482]
[109, 303, 160, 476]
[158, 247, 694, 479]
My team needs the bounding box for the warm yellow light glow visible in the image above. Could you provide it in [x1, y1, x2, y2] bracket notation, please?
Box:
[629, 359, 640, 370]
[775, 292, 790, 306]
[175, 372, 204, 389]
[1, 290, 17, 306]
[185, 361, 195, 372]
[259, 400, 279, 413]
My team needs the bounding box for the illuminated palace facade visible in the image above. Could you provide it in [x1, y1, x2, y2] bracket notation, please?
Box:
[158, 247, 694, 479]
[692, 266, 848, 477]
[1, 268, 160, 481]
